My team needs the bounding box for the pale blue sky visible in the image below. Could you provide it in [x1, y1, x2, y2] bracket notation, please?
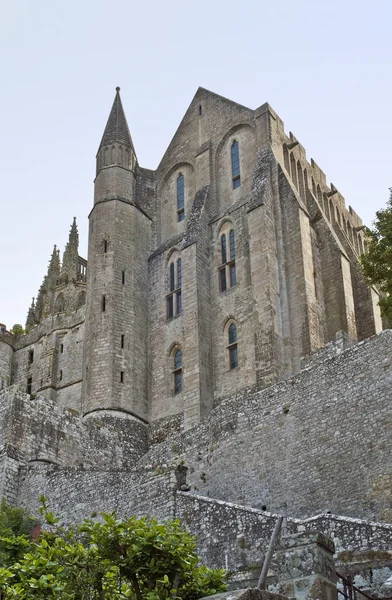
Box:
[1, 0, 391, 328]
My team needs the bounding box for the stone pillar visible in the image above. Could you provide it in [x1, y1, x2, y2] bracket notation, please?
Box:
[274, 531, 337, 600]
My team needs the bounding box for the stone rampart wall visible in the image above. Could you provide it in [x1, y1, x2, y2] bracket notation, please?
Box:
[142, 330, 392, 523]
[0, 388, 147, 468]
[17, 464, 176, 525]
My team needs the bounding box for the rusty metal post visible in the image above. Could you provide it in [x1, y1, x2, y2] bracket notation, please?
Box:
[257, 516, 283, 590]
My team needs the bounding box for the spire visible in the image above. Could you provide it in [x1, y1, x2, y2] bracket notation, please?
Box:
[34, 245, 60, 323]
[98, 87, 136, 157]
[47, 244, 61, 285]
[60, 218, 79, 284]
[25, 297, 36, 331]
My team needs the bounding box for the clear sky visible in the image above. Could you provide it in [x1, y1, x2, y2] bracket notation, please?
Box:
[1, 0, 391, 328]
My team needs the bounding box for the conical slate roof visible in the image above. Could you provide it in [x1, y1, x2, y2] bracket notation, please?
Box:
[98, 87, 136, 156]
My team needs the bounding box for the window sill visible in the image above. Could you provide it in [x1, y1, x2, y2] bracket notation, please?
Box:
[166, 313, 183, 323]
[219, 284, 237, 296]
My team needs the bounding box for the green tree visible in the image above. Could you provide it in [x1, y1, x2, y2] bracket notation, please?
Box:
[0, 499, 38, 567]
[361, 188, 392, 326]
[9, 324, 24, 336]
[0, 498, 227, 599]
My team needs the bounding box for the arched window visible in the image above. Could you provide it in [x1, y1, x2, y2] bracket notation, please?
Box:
[221, 234, 227, 264]
[219, 229, 236, 291]
[167, 257, 182, 319]
[54, 293, 66, 314]
[228, 323, 238, 369]
[177, 174, 185, 222]
[231, 141, 241, 189]
[76, 291, 86, 309]
[173, 348, 183, 394]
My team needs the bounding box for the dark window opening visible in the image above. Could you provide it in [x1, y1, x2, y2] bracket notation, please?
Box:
[219, 229, 236, 291]
[27, 377, 32, 395]
[167, 295, 174, 319]
[199, 104, 202, 116]
[230, 263, 237, 287]
[228, 323, 238, 369]
[177, 173, 185, 221]
[176, 290, 182, 314]
[231, 140, 241, 189]
[120, 371, 124, 383]
[121, 334, 125, 349]
[170, 262, 175, 292]
[167, 258, 183, 318]
[122, 270, 125, 285]
[219, 268, 227, 292]
[28, 349, 34, 364]
[173, 349, 183, 394]
[104, 240, 108, 253]
[60, 344, 64, 353]
[59, 370, 63, 381]
[102, 295, 106, 312]
[221, 234, 227, 264]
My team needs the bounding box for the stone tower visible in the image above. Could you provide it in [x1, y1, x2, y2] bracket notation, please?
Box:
[82, 88, 151, 430]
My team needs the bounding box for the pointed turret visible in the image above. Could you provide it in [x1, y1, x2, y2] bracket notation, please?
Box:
[25, 298, 36, 331]
[98, 87, 136, 156]
[95, 87, 137, 184]
[48, 245, 61, 286]
[34, 245, 61, 322]
[60, 219, 79, 284]
[83, 87, 150, 437]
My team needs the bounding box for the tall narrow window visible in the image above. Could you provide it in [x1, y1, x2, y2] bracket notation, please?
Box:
[229, 230, 236, 286]
[121, 334, 125, 349]
[231, 140, 241, 189]
[173, 348, 183, 394]
[59, 370, 63, 382]
[177, 174, 185, 222]
[28, 349, 34, 365]
[176, 259, 182, 314]
[120, 371, 124, 383]
[228, 323, 238, 369]
[219, 229, 237, 291]
[167, 256, 182, 318]
[102, 295, 106, 312]
[27, 377, 32, 395]
[122, 270, 125, 284]
[60, 344, 64, 353]
[104, 240, 108, 253]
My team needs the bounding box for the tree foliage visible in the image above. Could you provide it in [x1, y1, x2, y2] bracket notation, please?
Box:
[361, 188, 392, 326]
[10, 324, 24, 336]
[0, 497, 227, 599]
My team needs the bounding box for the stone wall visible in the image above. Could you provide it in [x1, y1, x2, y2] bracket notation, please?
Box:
[11, 310, 85, 410]
[18, 464, 177, 525]
[142, 330, 392, 523]
[0, 388, 147, 469]
[175, 492, 392, 579]
[0, 333, 13, 391]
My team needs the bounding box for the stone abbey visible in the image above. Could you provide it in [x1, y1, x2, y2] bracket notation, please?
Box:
[0, 88, 391, 587]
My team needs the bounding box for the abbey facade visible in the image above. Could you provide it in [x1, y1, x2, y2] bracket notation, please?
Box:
[1, 88, 392, 585]
[0, 87, 383, 432]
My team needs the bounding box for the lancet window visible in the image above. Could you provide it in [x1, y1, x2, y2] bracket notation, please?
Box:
[177, 174, 185, 221]
[219, 229, 236, 292]
[167, 257, 182, 319]
[231, 140, 241, 189]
